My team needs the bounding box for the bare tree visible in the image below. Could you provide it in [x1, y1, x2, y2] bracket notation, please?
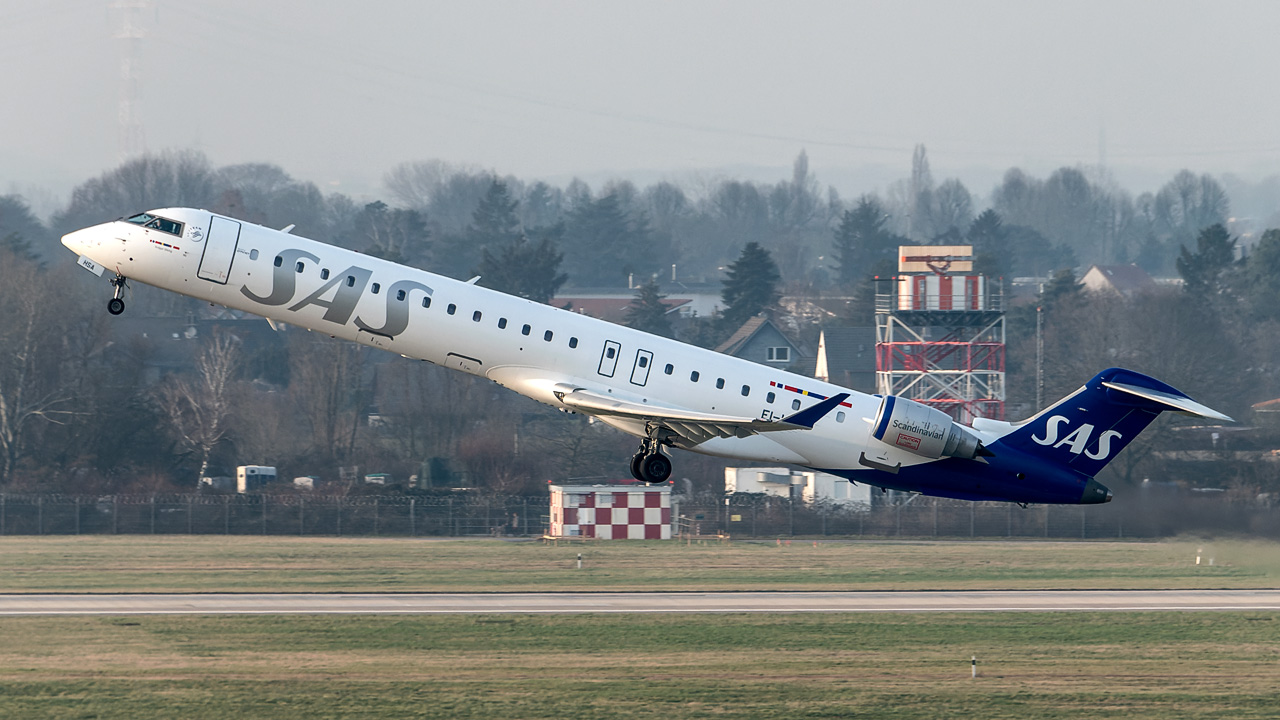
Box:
[154, 330, 241, 483]
[287, 334, 372, 465]
[52, 150, 218, 235]
[0, 292, 71, 483]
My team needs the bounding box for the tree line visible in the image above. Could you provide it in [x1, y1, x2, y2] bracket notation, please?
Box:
[2, 146, 1280, 500]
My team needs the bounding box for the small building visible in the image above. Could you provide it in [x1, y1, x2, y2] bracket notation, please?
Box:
[199, 475, 234, 492]
[236, 465, 276, 493]
[548, 484, 672, 539]
[725, 467, 871, 506]
[1081, 264, 1156, 296]
[813, 327, 876, 393]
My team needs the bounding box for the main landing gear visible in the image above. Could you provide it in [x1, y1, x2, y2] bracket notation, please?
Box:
[629, 434, 673, 484]
[107, 274, 128, 315]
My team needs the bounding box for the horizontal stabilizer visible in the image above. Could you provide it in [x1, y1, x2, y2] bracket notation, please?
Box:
[780, 392, 850, 429]
[1102, 381, 1234, 422]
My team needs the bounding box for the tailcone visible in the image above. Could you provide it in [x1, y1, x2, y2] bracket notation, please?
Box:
[1081, 478, 1112, 504]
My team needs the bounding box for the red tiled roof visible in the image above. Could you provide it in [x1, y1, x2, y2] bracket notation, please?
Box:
[551, 297, 689, 324]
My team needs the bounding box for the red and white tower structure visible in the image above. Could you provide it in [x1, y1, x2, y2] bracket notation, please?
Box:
[874, 245, 1005, 422]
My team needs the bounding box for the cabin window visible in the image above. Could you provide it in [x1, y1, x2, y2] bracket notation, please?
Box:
[569, 337, 578, 348]
[836, 411, 846, 423]
[397, 289, 407, 301]
[638, 355, 648, 368]
[664, 364, 674, 375]
[690, 371, 700, 382]
[371, 283, 380, 294]
[473, 310, 482, 322]
[346, 275, 356, 287]
[274, 256, 283, 267]
[767, 347, 791, 362]
[606, 346, 615, 358]
[741, 385, 750, 397]
[422, 297, 431, 308]
[447, 304, 457, 315]
[792, 399, 802, 411]
[320, 268, 330, 280]
[767, 392, 776, 404]
[522, 324, 531, 336]
[716, 378, 725, 390]
[543, 330, 553, 342]
[498, 318, 508, 329]
[249, 249, 259, 261]
[295, 261, 305, 273]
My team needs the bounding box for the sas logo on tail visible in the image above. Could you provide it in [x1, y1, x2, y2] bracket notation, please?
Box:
[1031, 416, 1122, 460]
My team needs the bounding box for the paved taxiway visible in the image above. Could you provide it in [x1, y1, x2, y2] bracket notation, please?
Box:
[0, 590, 1278, 615]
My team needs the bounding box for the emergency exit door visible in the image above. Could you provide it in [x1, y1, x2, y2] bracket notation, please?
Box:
[597, 340, 621, 378]
[198, 216, 241, 284]
[630, 349, 654, 386]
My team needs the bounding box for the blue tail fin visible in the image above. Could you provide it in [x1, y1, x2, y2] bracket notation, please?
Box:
[992, 368, 1231, 478]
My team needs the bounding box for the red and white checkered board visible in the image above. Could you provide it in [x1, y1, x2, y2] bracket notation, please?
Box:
[559, 490, 670, 540]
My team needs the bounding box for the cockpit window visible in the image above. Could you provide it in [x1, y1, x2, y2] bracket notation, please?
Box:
[126, 212, 184, 236]
[143, 216, 184, 236]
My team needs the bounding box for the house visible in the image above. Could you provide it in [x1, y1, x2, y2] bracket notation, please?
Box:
[715, 315, 809, 369]
[813, 327, 877, 394]
[1081, 264, 1156, 296]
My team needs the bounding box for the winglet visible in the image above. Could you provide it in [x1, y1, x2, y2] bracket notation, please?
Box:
[779, 393, 850, 429]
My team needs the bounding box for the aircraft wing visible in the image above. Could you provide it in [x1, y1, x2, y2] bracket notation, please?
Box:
[553, 384, 849, 446]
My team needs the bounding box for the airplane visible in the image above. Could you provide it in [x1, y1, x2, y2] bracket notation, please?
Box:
[60, 208, 1233, 505]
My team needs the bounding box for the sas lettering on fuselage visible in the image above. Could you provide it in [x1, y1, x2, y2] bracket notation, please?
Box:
[240, 248, 433, 338]
[1030, 415, 1122, 460]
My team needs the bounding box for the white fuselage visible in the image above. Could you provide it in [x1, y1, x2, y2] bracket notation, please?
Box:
[62, 208, 998, 474]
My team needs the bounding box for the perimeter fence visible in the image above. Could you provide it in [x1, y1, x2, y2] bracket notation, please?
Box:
[0, 492, 1276, 539]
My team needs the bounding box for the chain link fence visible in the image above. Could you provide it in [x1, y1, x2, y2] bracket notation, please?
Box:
[675, 493, 1280, 540]
[0, 492, 1275, 539]
[0, 494, 540, 537]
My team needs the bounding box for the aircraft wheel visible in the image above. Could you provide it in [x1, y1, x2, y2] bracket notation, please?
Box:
[641, 453, 672, 484]
[107, 297, 125, 315]
[629, 453, 645, 482]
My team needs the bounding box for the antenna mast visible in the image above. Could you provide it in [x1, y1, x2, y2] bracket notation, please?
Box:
[111, 0, 153, 160]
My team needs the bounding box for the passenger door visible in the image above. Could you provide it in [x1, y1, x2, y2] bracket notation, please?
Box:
[197, 215, 241, 284]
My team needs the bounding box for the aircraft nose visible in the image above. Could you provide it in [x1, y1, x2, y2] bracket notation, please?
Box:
[1082, 478, 1112, 504]
[61, 227, 93, 255]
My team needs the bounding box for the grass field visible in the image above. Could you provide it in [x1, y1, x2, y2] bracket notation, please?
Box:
[0, 537, 1276, 718]
[0, 613, 1277, 719]
[0, 536, 1277, 592]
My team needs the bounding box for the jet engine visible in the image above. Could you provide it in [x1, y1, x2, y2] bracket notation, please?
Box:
[870, 395, 990, 460]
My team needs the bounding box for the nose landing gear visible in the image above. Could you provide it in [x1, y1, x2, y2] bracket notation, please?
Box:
[107, 274, 128, 315]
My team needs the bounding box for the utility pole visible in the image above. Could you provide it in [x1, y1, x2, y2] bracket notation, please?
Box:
[1036, 305, 1044, 412]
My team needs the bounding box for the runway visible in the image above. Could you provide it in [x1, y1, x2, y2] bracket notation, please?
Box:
[0, 590, 1278, 615]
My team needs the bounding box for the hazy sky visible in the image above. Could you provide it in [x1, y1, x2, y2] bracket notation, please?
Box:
[4, 0, 1280, 208]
